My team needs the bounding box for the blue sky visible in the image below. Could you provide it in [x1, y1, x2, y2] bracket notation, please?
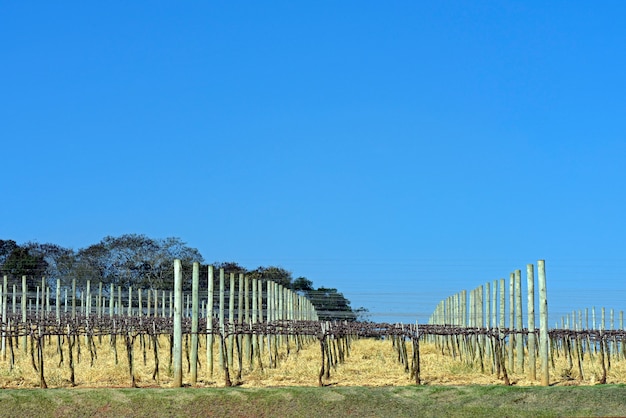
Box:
[2, 2, 625, 325]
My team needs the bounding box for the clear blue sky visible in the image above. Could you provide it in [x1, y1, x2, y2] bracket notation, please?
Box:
[2, 2, 625, 325]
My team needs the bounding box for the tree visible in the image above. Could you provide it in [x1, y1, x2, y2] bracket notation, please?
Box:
[354, 306, 371, 322]
[304, 287, 357, 321]
[24, 242, 75, 290]
[72, 243, 109, 290]
[0, 239, 19, 267]
[69, 234, 204, 292]
[292, 276, 314, 292]
[247, 266, 293, 289]
[0, 244, 48, 288]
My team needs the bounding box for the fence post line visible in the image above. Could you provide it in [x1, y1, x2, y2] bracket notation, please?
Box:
[538, 259, 549, 386]
[191, 262, 199, 385]
[172, 259, 183, 387]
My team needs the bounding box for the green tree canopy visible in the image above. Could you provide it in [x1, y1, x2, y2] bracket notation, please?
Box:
[304, 287, 357, 321]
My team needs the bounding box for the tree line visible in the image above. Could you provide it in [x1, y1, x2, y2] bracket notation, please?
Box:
[0, 234, 367, 321]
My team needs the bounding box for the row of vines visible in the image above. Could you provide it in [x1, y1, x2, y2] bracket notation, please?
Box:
[429, 260, 626, 386]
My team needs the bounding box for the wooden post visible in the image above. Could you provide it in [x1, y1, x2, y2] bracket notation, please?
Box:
[1, 275, 6, 358]
[109, 284, 114, 317]
[244, 275, 251, 367]
[22, 276, 27, 353]
[207, 266, 215, 377]
[219, 268, 225, 370]
[172, 259, 183, 387]
[118, 286, 122, 316]
[98, 282, 103, 318]
[71, 278, 76, 319]
[538, 260, 549, 386]
[191, 262, 199, 385]
[527, 264, 536, 380]
[460, 290, 467, 327]
[127, 286, 132, 317]
[251, 277, 258, 370]
[515, 269, 524, 372]
[228, 272, 235, 370]
[508, 273, 515, 373]
[492, 280, 498, 330]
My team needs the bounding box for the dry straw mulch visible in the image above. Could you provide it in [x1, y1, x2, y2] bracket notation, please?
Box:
[0, 336, 623, 389]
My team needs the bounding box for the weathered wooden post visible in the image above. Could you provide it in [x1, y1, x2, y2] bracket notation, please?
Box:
[39, 277, 44, 318]
[13, 284, 17, 314]
[98, 282, 103, 318]
[22, 276, 27, 352]
[515, 269, 524, 372]
[127, 285, 132, 317]
[237, 273, 244, 378]
[109, 283, 115, 317]
[118, 286, 122, 316]
[207, 265, 215, 377]
[508, 273, 515, 373]
[71, 278, 76, 319]
[219, 268, 225, 370]
[251, 277, 259, 370]
[1, 275, 6, 359]
[228, 272, 235, 370]
[244, 275, 251, 367]
[191, 262, 199, 385]
[485, 282, 492, 370]
[172, 259, 183, 387]
[492, 280, 498, 329]
[538, 260, 549, 386]
[526, 264, 536, 380]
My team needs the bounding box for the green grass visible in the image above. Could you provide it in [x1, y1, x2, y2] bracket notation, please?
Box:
[1, 385, 625, 417]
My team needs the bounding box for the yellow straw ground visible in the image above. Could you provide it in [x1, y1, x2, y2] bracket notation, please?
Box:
[0, 335, 623, 388]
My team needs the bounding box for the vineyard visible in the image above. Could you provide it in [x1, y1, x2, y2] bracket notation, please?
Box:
[2, 259, 626, 389]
